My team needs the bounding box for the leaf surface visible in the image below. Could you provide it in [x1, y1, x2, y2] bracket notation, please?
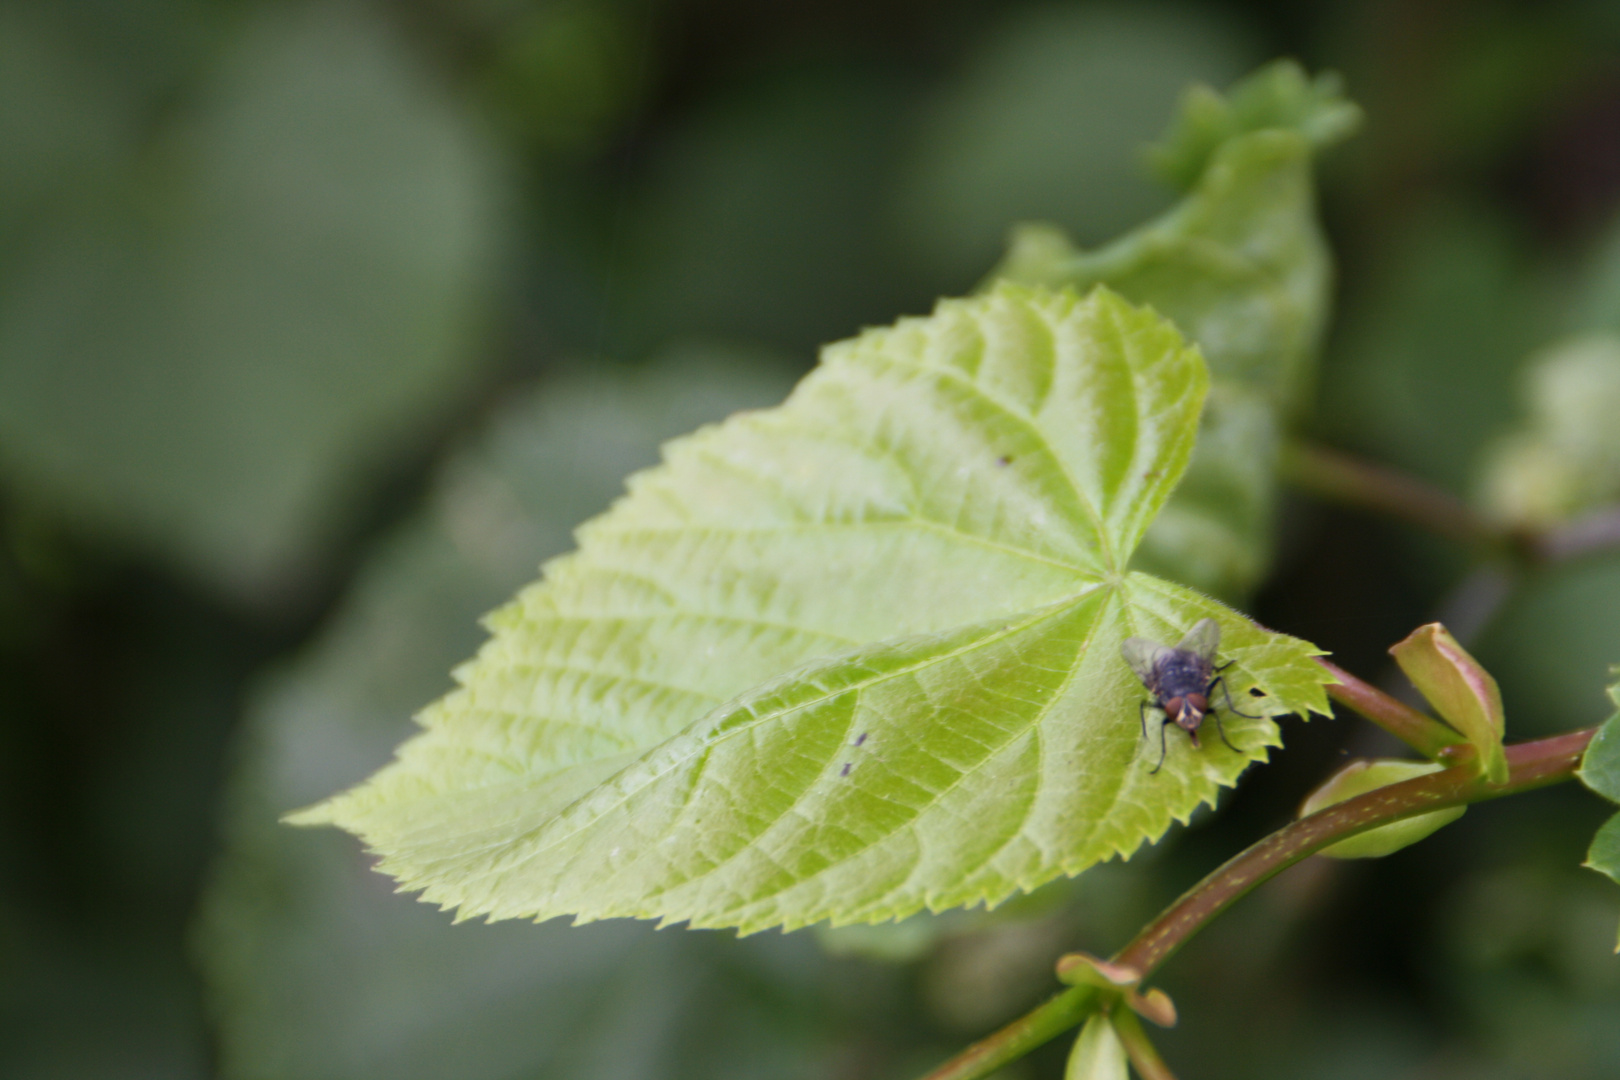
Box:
[293, 285, 1330, 932]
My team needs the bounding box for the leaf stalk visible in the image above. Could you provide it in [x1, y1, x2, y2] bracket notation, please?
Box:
[1280, 442, 1500, 550]
[1316, 657, 1468, 759]
[1111, 1008, 1179, 1080]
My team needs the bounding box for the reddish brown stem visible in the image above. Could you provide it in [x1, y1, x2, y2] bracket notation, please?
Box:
[915, 727, 1595, 1080]
[1281, 442, 1500, 549]
[1116, 727, 1592, 976]
[1316, 657, 1467, 759]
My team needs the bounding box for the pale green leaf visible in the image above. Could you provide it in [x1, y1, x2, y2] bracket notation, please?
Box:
[1065, 1013, 1129, 1080]
[293, 284, 1331, 932]
[1299, 759, 1466, 859]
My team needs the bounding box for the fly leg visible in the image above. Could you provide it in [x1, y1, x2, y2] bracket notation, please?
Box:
[1138, 699, 1150, 740]
[1151, 715, 1173, 774]
[1208, 674, 1261, 754]
[1209, 707, 1239, 754]
[1209, 674, 1262, 719]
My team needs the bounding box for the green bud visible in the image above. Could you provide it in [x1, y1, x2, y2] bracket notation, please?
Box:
[1300, 758, 1466, 859]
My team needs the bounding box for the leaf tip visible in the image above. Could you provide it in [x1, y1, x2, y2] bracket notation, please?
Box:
[279, 799, 337, 828]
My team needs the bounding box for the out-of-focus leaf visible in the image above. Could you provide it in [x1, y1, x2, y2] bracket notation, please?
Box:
[1478, 335, 1620, 528]
[896, 4, 1256, 287]
[1148, 60, 1362, 191]
[991, 64, 1351, 599]
[1065, 1013, 1128, 1080]
[0, 9, 129, 240]
[0, 5, 504, 608]
[1389, 623, 1507, 783]
[1299, 758, 1466, 859]
[195, 352, 885, 1080]
[293, 286, 1331, 933]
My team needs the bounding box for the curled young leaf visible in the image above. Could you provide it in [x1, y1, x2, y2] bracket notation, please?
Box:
[291, 284, 1331, 932]
[1389, 623, 1508, 783]
[1299, 759, 1466, 859]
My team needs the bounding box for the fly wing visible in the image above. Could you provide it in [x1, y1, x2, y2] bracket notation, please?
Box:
[1177, 618, 1221, 663]
[1121, 637, 1170, 687]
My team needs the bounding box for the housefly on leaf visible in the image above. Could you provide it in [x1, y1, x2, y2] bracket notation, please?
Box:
[1122, 618, 1261, 774]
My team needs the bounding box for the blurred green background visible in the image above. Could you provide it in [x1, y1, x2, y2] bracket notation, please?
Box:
[6, 0, 1620, 1077]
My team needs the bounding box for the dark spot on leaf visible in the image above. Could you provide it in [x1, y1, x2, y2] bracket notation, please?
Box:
[854, 732, 868, 746]
[996, 455, 1012, 467]
[840, 762, 852, 777]
[1248, 687, 1265, 697]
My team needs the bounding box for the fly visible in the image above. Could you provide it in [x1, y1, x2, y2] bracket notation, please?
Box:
[1122, 618, 1260, 774]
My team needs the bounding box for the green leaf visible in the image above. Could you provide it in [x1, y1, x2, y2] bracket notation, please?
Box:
[1576, 673, 1620, 802]
[1581, 814, 1620, 953]
[989, 63, 1352, 598]
[1390, 623, 1508, 783]
[1299, 759, 1466, 859]
[1478, 335, 1620, 529]
[1065, 1013, 1129, 1080]
[1146, 60, 1362, 192]
[293, 284, 1331, 933]
[1585, 814, 1620, 884]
